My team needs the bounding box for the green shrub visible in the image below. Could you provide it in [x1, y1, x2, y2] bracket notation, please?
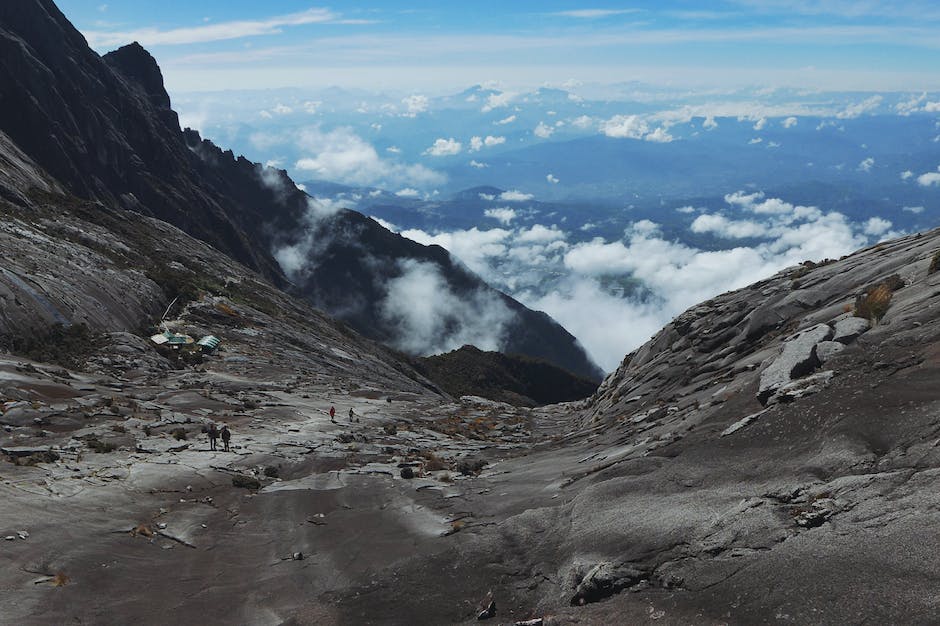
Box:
[232, 474, 261, 489]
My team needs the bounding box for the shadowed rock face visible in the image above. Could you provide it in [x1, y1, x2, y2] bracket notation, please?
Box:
[412, 344, 599, 406]
[0, 0, 601, 379]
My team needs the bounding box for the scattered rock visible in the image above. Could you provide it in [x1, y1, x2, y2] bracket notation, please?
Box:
[768, 370, 834, 405]
[758, 324, 833, 404]
[400, 467, 415, 479]
[721, 409, 769, 437]
[832, 317, 870, 344]
[815, 340, 845, 363]
[570, 562, 647, 606]
[476, 590, 496, 620]
[793, 498, 838, 528]
[457, 458, 487, 476]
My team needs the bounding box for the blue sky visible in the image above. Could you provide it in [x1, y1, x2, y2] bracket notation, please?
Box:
[55, 1, 940, 93]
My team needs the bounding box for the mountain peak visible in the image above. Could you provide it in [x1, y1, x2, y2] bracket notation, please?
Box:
[104, 42, 171, 110]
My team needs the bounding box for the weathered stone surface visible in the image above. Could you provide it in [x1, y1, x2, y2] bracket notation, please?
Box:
[758, 324, 833, 403]
[767, 370, 835, 405]
[832, 317, 870, 344]
[815, 340, 846, 363]
[570, 562, 647, 606]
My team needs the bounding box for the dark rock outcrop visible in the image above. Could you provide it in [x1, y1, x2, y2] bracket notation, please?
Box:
[412, 344, 598, 406]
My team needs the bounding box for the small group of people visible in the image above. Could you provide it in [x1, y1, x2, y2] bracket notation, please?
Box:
[206, 422, 231, 451]
[329, 405, 359, 424]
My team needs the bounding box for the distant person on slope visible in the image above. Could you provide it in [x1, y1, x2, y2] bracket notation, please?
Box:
[329, 406, 336, 423]
[220, 425, 231, 452]
[349, 407, 354, 422]
[207, 423, 219, 451]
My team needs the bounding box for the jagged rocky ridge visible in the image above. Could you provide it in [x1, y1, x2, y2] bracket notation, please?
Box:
[0, 0, 601, 380]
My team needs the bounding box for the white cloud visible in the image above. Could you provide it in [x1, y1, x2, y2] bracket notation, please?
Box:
[293, 126, 443, 187]
[901, 170, 913, 180]
[481, 91, 515, 113]
[749, 137, 763, 144]
[753, 117, 767, 130]
[380, 259, 513, 356]
[863, 217, 892, 236]
[550, 9, 641, 18]
[546, 173, 560, 184]
[484, 207, 517, 225]
[690, 214, 768, 238]
[399, 227, 512, 278]
[858, 157, 874, 172]
[896, 93, 925, 115]
[479, 193, 496, 201]
[395, 188, 420, 198]
[534, 122, 554, 139]
[836, 95, 882, 119]
[402, 94, 429, 117]
[702, 116, 718, 130]
[386, 146, 401, 154]
[424, 137, 462, 157]
[572, 115, 595, 129]
[516, 224, 565, 244]
[272, 103, 292, 115]
[302, 100, 321, 114]
[469, 135, 506, 152]
[903, 206, 925, 213]
[601, 114, 648, 139]
[84, 8, 351, 47]
[783, 116, 798, 128]
[371, 216, 399, 232]
[469, 160, 488, 168]
[522, 279, 665, 372]
[645, 126, 674, 143]
[273, 196, 346, 277]
[384, 188, 886, 371]
[916, 166, 940, 187]
[500, 190, 534, 202]
[918, 172, 940, 186]
[495, 115, 516, 125]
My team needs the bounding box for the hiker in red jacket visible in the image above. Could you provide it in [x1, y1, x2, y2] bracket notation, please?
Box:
[329, 406, 336, 423]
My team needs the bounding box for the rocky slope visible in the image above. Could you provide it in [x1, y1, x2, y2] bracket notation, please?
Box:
[0, 0, 600, 379]
[412, 344, 599, 407]
[5, 224, 940, 625]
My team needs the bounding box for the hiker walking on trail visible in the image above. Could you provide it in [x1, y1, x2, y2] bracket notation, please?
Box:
[329, 406, 336, 423]
[220, 425, 231, 452]
[348, 408, 354, 422]
[207, 423, 219, 451]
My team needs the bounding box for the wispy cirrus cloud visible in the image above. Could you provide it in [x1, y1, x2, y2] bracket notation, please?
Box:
[83, 8, 373, 47]
[550, 9, 644, 19]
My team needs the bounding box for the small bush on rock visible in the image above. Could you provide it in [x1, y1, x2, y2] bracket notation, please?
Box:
[929, 251, 940, 275]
